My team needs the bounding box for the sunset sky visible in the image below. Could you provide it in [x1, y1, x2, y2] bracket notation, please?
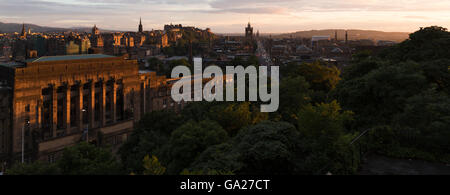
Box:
[1, 0, 449, 33]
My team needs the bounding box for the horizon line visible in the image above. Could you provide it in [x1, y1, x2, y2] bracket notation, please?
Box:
[1, 21, 417, 34]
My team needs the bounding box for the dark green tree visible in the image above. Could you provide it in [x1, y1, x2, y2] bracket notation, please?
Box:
[381, 26, 450, 62]
[209, 102, 268, 136]
[142, 155, 166, 175]
[335, 61, 429, 127]
[166, 120, 228, 174]
[334, 26, 450, 163]
[6, 162, 60, 175]
[119, 111, 183, 173]
[277, 76, 311, 124]
[297, 101, 357, 174]
[57, 142, 122, 175]
[189, 121, 306, 175]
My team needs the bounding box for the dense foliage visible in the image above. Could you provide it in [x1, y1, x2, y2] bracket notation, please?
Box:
[7, 143, 122, 175]
[334, 26, 450, 163]
[121, 45, 361, 175]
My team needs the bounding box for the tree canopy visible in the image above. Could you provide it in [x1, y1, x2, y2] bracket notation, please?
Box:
[334, 26, 450, 163]
[7, 143, 122, 175]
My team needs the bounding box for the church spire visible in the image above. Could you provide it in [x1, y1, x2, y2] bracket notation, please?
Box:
[138, 17, 143, 33]
[335, 30, 338, 43]
[92, 24, 100, 35]
[21, 23, 27, 37]
[345, 30, 348, 44]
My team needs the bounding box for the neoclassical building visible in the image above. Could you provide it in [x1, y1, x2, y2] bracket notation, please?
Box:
[0, 54, 142, 163]
[0, 53, 213, 166]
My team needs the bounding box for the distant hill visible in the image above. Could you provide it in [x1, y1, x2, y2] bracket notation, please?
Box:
[276, 29, 410, 42]
[0, 22, 66, 33]
[0, 22, 117, 33]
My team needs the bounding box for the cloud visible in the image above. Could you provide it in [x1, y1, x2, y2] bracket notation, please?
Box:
[207, 0, 294, 14]
[54, 19, 99, 24]
[208, 7, 290, 14]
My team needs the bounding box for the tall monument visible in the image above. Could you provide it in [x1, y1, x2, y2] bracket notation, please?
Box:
[245, 22, 254, 41]
[138, 17, 143, 33]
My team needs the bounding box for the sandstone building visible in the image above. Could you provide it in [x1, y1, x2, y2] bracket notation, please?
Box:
[0, 54, 142, 164]
[0, 53, 217, 167]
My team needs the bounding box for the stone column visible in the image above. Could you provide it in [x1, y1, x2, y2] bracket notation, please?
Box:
[100, 81, 106, 126]
[88, 82, 95, 129]
[123, 87, 128, 113]
[52, 85, 57, 138]
[78, 84, 83, 132]
[65, 86, 71, 133]
[112, 82, 117, 123]
[142, 82, 146, 115]
[36, 97, 42, 129]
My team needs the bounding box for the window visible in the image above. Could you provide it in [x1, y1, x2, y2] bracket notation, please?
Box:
[48, 154, 56, 164]
[25, 104, 30, 112]
[70, 97, 77, 127]
[24, 117, 30, 128]
[57, 99, 64, 129]
[95, 93, 101, 122]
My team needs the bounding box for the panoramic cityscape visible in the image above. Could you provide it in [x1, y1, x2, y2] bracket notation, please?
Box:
[0, 0, 449, 188]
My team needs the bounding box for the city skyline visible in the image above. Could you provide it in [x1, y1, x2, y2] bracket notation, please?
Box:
[1, 0, 450, 33]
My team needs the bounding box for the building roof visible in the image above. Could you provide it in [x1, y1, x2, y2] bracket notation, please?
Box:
[296, 45, 313, 53]
[311, 36, 331, 42]
[0, 61, 25, 68]
[163, 56, 188, 62]
[139, 70, 155, 74]
[331, 47, 344, 53]
[26, 54, 115, 63]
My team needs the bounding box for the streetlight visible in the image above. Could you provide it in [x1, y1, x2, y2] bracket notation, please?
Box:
[82, 109, 88, 143]
[22, 119, 30, 164]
